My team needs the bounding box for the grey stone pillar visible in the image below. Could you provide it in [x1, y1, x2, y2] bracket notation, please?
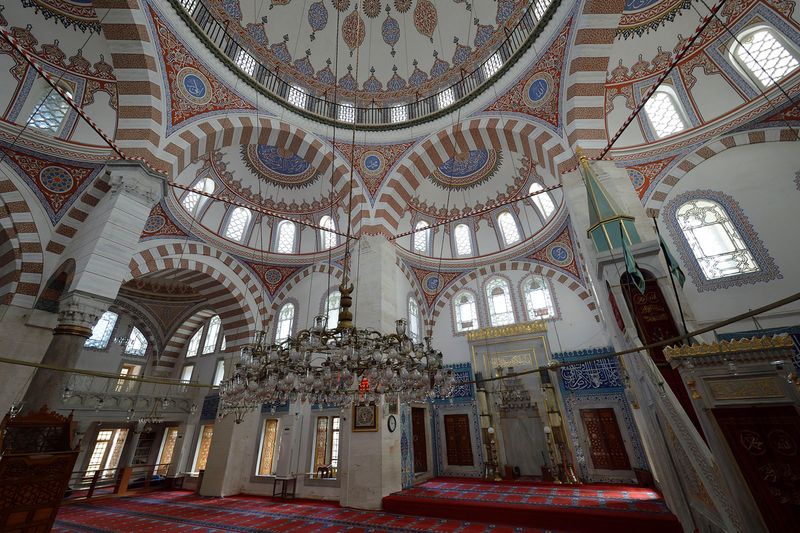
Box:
[22, 292, 110, 412]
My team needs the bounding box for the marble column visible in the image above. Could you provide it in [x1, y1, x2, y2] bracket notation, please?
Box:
[22, 292, 110, 412]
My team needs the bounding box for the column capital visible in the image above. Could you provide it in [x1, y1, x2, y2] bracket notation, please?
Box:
[54, 292, 112, 336]
[105, 160, 166, 209]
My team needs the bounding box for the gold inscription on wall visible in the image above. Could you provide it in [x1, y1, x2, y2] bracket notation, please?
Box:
[707, 376, 784, 401]
[491, 353, 533, 369]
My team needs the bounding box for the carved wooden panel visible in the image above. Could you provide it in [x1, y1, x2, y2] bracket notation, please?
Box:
[713, 405, 800, 532]
[412, 408, 428, 473]
[580, 408, 631, 470]
[443, 414, 474, 466]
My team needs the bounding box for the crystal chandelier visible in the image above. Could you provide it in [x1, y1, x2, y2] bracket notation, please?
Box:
[219, 286, 456, 422]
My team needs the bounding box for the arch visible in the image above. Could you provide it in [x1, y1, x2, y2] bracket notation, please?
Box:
[128, 243, 262, 351]
[426, 261, 600, 327]
[0, 174, 45, 308]
[33, 259, 76, 312]
[163, 115, 353, 181]
[643, 130, 795, 213]
[379, 117, 568, 230]
[94, 0, 165, 170]
[159, 306, 216, 376]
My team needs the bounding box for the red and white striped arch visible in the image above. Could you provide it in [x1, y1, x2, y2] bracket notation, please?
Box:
[128, 242, 263, 352]
[0, 174, 44, 308]
[153, 305, 216, 376]
[563, 0, 627, 159]
[378, 117, 570, 230]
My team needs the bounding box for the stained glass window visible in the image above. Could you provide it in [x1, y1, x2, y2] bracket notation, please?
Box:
[338, 102, 355, 123]
[319, 215, 337, 250]
[193, 425, 214, 472]
[180, 364, 194, 383]
[288, 85, 308, 108]
[483, 52, 503, 78]
[390, 104, 408, 123]
[186, 326, 203, 358]
[212, 359, 225, 387]
[275, 303, 295, 343]
[156, 428, 178, 476]
[331, 417, 340, 468]
[644, 89, 686, 138]
[676, 199, 759, 280]
[733, 28, 798, 87]
[86, 430, 113, 477]
[408, 297, 421, 342]
[497, 211, 521, 246]
[454, 224, 473, 256]
[523, 276, 555, 320]
[257, 419, 279, 476]
[276, 220, 296, 254]
[325, 291, 341, 330]
[181, 177, 215, 215]
[203, 315, 221, 354]
[437, 88, 455, 109]
[454, 292, 478, 332]
[28, 88, 71, 133]
[224, 207, 251, 242]
[234, 48, 256, 76]
[413, 221, 430, 253]
[124, 327, 148, 356]
[84, 311, 118, 349]
[313, 416, 329, 471]
[529, 182, 556, 218]
[486, 277, 515, 326]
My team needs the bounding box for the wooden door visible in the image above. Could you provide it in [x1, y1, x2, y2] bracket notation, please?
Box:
[580, 408, 631, 470]
[411, 407, 428, 473]
[713, 405, 800, 532]
[443, 414, 474, 466]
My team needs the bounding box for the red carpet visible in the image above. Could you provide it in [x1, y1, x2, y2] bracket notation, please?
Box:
[54, 490, 556, 532]
[382, 479, 682, 533]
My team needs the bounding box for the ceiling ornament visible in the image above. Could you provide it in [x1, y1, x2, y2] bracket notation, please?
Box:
[342, 7, 366, 54]
[363, 0, 381, 19]
[485, 17, 572, 132]
[335, 140, 415, 201]
[394, 0, 412, 13]
[527, 224, 581, 281]
[245, 261, 307, 299]
[308, 1, 328, 41]
[148, 5, 255, 134]
[240, 145, 320, 189]
[620, 155, 677, 200]
[618, 0, 693, 40]
[414, 0, 438, 42]
[382, 6, 400, 56]
[332, 0, 352, 11]
[410, 267, 465, 308]
[430, 149, 502, 191]
[140, 202, 190, 241]
[21, 0, 101, 33]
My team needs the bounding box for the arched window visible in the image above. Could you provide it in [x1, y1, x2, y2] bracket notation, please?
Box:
[276, 220, 296, 254]
[497, 211, 521, 246]
[186, 326, 204, 358]
[28, 88, 72, 133]
[731, 27, 798, 88]
[413, 221, 431, 254]
[676, 199, 759, 280]
[523, 276, 555, 320]
[325, 291, 341, 329]
[224, 207, 251, 242]
[84, 311, 118, 349]
[453, 223, 473, 256]
[124, 326, 148, 356]
[454, 292, 479, 332]
[486, 277, 515, 326]
[319, 215, 337, 250]
[408, 297, 421, 341]
[181, 177, 215, 215]
[275, 303, 295, 343]
[203, 315, 221, 354]
[644, 88, 687, 138]
[529, 183, 555, 218]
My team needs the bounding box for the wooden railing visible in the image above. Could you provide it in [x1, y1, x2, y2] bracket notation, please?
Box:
[63, 463, 172, 501]
[170, 0, 561, 128]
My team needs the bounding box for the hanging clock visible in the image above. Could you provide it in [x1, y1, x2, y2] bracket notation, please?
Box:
[387, 414, 397, 433]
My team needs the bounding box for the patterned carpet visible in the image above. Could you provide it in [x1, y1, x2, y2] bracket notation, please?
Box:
[54, 491, 553, 532]
[388, 479, 671, 513]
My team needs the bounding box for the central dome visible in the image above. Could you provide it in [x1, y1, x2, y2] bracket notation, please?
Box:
[202, 0, 529, 101]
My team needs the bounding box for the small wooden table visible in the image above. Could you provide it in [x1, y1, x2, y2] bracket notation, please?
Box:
[272, 476, 297, 499]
